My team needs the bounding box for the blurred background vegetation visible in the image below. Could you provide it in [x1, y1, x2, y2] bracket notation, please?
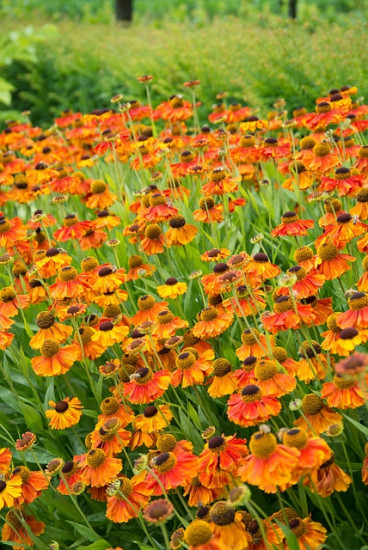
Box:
[0, 0, 367, 125]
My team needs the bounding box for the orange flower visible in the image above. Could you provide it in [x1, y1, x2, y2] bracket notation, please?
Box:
[157, 277, 187, 299]
[297, 340, 329, 382]
[282, 428, 332, 477]
[92, 265, 126, 294]
[31, 339, 79, 376]
[53, 213, 92, 242]
[0, 448, 12, 475]
[316, 241, 355, 279]
[139, 193, 178, 222]
[281, 516, 327, 550]
[146, 449, 198, 495]
[1, 509, 45, 550]
[49, 266, 87, 300]
[294, 394, 342, 435]
[183, 477, 222, 507]
[35, 247, 72, 278]
[131, 295, 168, 325]
[198, 434, 248, 489]
[75, 325, 105, 360]
[126, 254, 156, 281]
[171, 350, 206, 388]
[227, 384, 281, 427]
[320, 167, 365, 196]
[253, 359, 296, 397]
[238, 430, 299, 493]
[106, 472, 152, 523]
[85, 179, 117, 209]
[140, 223, 165, 255]
[184, 519, 227, 550]
[0, 287, 29, 330]
[321, 373, 368, 408]
[271, 211, 314, 237]
[30, 311, 73, 349]
[46, 397, 83, 429]
[12, 465, 49, 506]
[0, 216, 27, 247]
[276, 266, 325, 299]
[236, 329, 273, 360]
[57, 460, 81, 495]
[262, 296, 314, 334]
[123, 367, 171, 404]
[134, 404, 172, 432]
[152, 310, 188, 339]
[193, 197, 223, 224]
[0, 474, 22, 509]
[209, 502, 250, 550]
[207, 358, 238, 397]
[304, 454, 351, 497]
[91, 320, 129, 348]
[96, 397, 134, 429]
[337, 291, 368, 329]
[243, 252, 281, 282]
[80, 449, 122, 487]
[192, 307, 233, 339]
[90, 418, 130, 456]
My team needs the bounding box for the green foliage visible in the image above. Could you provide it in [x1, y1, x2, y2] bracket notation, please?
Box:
[2, 16, 368, 126]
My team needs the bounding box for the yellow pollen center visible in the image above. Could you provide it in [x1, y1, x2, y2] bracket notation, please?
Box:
[58, 266, 78, 282]
[283, 428, 308, 449]
[254, 360, 277, 381]
[86, 449, 106, 468]
[184, 520, 212, 546]
[41, 339, 60, 357]
[201, 307, 218, 321]
[100, 397, 119, 415]
[302, 394, 324, 415]
[249, 432, 277, 458]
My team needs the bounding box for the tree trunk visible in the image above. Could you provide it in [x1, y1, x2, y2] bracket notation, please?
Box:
[288, 0, 297, 18]
[115, 0, 133, 22]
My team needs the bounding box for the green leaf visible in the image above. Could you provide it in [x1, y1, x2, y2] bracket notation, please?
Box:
[66, 521, 101, 543]
[343, 413, 368, 436]
[76, 541, 110, 550]
[19, 402, 43, 432]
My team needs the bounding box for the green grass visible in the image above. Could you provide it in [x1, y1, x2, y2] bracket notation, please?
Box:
[2, 16, 368, 126]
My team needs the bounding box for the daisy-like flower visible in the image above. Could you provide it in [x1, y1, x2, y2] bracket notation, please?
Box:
[0, 448, 12, 475]
[140, 223, 165, 255]
[12, 465, 49, 506]
[139, 192, 178, 222]
[316, 240, 355, 279]
[209, 501, 251, 550]
[53, 213, 92, 242]
[282, 428, 332, 478]
[57, 460, 81, 495]
[320, 166, 365, 197]
[351, 188, 368, 220]
[0, 216, 27, 247]
[96, 397, 134, 429]
[46, 397, 83, 429]
[326, 326, 368, 356]
[35, 246, 72, 278]
[183, 477, 222, 508]
[152, 309, 188, 339]
[131, 295, 168, 325]
[92, 265, 126, 294]
[193, 197, 223, 224]
[227, 384, 281, 427]
[305, 454, 351, 497]
[271, 211, 314, 238]
[0, 286, 29, 330]
[106, 472, 152, 523]
[279, 516, 327, 550]
[49, 266, 87, 300]
[236, 329, 273, 359]
[134, 404, 172, 432]
[238, 430, 299, 493]
[31, 339, 79, 376]
[207, 358, 238, 397]
[30, 310, 72, 349]
[337, 291, 368, 329]
[123, 367, 171, 404]
[1, 509, 45, 549]
[321, 372, 368, 409]
[85, 179, 117, 209]
[253, 359, 296, 397]
[126, 254, 155, 281]
[91, 319, 129, 348]
[262, 295, 315, 334]
[243, 252, 281, 283]
[146, 449, 198, 495]
[297, 340, 329, 382]
[80, 449, 122, 487]
[15, 432, 36, 452]
[157, 277, 187, 299]
[172, 350, 207, 388]
[0, 474, 22, 509]
[318, 213, 367, 248]
[294, 394, 342, 435]
[198, 434, 248, 489]
[184, 519, 226, 550]
[192, 306, 233, 339]
[276, 266, 325, 299]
